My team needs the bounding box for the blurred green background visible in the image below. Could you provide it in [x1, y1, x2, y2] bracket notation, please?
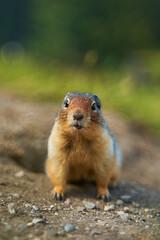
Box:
[0, 0, 159, 135]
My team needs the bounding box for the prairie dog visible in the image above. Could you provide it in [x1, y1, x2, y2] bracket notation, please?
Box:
[46, 92, 122, 201]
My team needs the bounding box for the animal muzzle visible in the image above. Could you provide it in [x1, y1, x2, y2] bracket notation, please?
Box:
[70, 109, 85, 130]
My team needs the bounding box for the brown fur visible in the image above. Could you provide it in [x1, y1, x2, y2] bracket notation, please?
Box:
[46, 94, 121, 200]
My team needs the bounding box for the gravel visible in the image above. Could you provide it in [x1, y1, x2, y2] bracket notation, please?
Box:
[0, 94, 160, 240]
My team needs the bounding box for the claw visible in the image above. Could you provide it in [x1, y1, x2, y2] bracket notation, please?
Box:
[57, 194, 61, 201]
[103, 192, 111, 202]
[56, 193, 65, 201]
[96, 195, 102, 200]
[96, 192, 111, 202]
[54, 192, 57, 199]
[51, 190, 65, 201]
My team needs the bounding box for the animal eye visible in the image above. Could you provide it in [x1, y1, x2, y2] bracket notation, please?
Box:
[64, 99, 69, 108]
[91, 102, 96, 111]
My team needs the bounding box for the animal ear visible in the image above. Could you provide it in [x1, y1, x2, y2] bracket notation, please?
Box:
[93, 94, 101, 109]
[66, 92, 71, 97]
[63, 92, 71, 101]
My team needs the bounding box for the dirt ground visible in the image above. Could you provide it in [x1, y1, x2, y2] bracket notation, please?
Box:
[0, 92, 160, 240]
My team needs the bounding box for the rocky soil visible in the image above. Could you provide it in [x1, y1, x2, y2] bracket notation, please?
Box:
[0, 93, 160, 240]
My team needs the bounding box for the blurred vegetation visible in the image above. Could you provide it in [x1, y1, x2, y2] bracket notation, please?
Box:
[0, 52, 159, 135]
[0, 1, 159, 135]
[31, 0, 160, 64]
[0, 0, 160, 64]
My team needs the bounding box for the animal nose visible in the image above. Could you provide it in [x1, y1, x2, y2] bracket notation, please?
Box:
[73, 113, 84, 121]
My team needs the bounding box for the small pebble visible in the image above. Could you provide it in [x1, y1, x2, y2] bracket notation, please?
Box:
[138, 187, 146, 193]
[32, 205, 39, 211]
[145, 208, 154, 213]
[57, 206, 63, 210]
[145, 225, 150, 229]
[27, 222, 33, 227]
[49, 205, 54, 210]
[25, 203, 32, 208]
[145, 209, 149, 212]
[96, 220, 105, 226]
[11, 193, 20, 198]
[156, 213, 160, 217]
[104, 204, 115, 211]
[132, 201, 140, 208]
[58, 227, 64, 233]
[32, 218, 46, 224]
[124, 207, 130, 213]
[13, 237, 19, 240]
[15, 170, 24, 178]
[64, 224, 75, 232]
[77, 206, 85, 212]
[85, 227, 91, 231]
[117, 211, 129, 221]
[83, 201, 96, 209]
[134, 211, 139, 215]
[116, 200, 124, 206]
[0, 193, 3, 197]
[120, 195, 132, 203]
[91, 230, 101, 235]
[41, 206, 48, 211]
[8, 203, 16, 214]
[105, 224, 110, 229]
[64, 198, 71, 207]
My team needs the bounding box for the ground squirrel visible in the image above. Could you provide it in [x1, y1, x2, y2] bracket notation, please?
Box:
[46, 92, 122, 201]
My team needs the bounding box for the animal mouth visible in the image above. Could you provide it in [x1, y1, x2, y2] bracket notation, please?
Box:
[71, 121, 84, 130]
[71, 112, 85, 130]
[74, 124, 82, 130]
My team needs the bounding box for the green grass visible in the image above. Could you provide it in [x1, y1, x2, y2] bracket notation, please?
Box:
[0, 54, 159, 135]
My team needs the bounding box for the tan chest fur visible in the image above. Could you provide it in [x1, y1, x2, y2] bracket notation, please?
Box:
[50, 122, 113, 182]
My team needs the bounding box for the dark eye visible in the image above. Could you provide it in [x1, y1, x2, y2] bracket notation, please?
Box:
[91, 102, 96, 111]
[64, 99, 69, 108]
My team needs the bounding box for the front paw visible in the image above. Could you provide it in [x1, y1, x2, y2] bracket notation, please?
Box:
[51, 188, 65, 201]
[96, 190, 111, 202]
